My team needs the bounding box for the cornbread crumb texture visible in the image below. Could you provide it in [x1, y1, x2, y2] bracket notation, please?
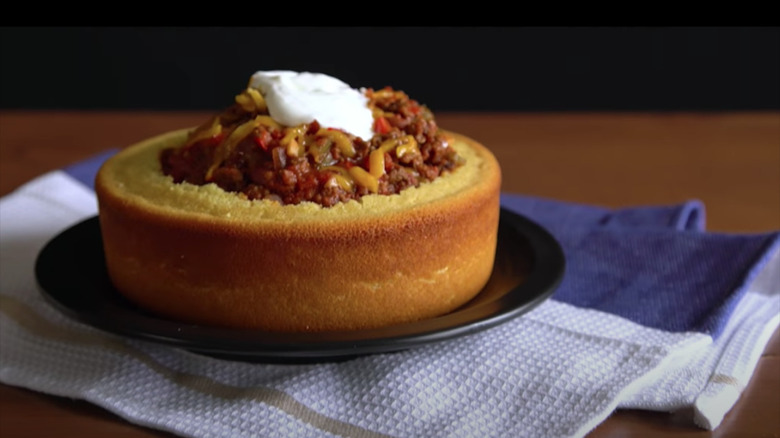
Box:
[98, 129, 494, 225]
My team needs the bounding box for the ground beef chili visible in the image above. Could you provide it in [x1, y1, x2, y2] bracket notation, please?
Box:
[159, 87, 463, 207]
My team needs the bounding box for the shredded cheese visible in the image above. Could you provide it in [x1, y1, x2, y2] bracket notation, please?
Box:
[348, 166, 378, 193]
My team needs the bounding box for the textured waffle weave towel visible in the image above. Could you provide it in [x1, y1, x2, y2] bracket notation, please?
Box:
[1, 153, 778, 438]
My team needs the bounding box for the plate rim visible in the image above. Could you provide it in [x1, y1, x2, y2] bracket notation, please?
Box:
[35, 208, 565, 362]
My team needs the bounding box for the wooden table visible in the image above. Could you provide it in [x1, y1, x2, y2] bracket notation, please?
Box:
[1, 111, 778, 437]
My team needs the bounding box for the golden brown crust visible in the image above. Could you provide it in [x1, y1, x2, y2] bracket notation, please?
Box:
[95, 129, 501, 332]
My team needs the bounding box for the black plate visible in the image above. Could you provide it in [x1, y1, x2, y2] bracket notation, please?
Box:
[35, 209, 564, 363]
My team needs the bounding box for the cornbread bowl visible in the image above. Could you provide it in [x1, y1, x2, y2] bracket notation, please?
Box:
[95, 128, 501, 332]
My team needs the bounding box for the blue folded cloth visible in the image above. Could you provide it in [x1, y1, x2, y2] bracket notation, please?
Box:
[501, 194, 779, 339]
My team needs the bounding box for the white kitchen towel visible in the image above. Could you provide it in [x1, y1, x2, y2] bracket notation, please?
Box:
[1, 164, 778, 438]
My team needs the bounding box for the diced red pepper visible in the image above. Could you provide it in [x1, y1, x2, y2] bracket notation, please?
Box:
[253, 135, 267, 150]
[374, 116, 391, 134]
[253, 130, 272, 150]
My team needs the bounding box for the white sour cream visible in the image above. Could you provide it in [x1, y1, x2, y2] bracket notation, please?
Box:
[249, 70, 375, 141]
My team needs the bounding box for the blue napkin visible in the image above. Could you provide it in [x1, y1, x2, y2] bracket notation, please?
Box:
[501, 194, 779, 339]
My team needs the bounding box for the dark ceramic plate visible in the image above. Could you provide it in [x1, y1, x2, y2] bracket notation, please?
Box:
[35, 209, 564, 363]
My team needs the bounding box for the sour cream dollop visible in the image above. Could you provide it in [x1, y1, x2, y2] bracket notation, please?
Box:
[249, 71, 375, 141]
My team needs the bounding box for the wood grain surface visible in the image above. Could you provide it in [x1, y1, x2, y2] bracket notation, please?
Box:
[1, 111, 778, 437]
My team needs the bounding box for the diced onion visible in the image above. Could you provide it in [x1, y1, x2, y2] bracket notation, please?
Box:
[286, 139, 300, 158]
[271, 147, 287, 170]
[309, 138, 334, 165]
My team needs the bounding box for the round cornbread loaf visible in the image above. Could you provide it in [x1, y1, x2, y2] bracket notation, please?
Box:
[95, 129, 501, 332]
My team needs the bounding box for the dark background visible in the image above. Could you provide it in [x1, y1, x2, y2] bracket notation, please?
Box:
[1, 26, 778, 112]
